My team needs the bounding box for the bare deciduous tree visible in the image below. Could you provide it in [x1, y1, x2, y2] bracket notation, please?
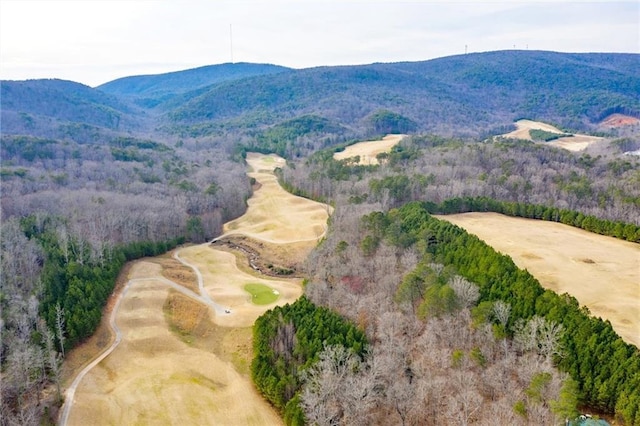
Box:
[449, 275, 480, 308]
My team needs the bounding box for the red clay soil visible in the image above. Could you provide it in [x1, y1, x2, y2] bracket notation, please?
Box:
[600, 114, 640, 127]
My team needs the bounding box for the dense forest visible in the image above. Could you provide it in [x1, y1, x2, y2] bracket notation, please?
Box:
[1, 50, 639, 425]
[252, 296, 368, 425]
[273, 133, 640, 423]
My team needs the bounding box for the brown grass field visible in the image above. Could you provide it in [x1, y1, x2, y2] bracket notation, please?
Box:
[333, 134, 406, 165]
[502, 119, 604, 151]
[436, 212, 640, 347]
[63, 153, 331, 425]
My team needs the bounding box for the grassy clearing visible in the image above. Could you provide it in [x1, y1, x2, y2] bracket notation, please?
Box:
[244, 283, 279, 305]
[438, 212, 640, 347]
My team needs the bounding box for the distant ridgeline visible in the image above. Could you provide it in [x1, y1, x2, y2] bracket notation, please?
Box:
[359, 202, 640, 424]
[2, 52, 638, 144]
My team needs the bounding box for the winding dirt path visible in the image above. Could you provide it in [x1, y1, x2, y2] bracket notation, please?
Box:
[60, 153, 331, 425]
[60, 252, 235, 426]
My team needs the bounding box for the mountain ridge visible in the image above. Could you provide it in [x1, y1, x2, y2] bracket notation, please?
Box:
[96, 62, 291, 107]
[2, 50, 638, 142]
[163, 51, 640, 137]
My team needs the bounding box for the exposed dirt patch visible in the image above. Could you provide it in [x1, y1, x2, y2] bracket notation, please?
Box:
[547, 134, 605, 152]
[600, 113, 640, 127]
[333, 134, 406, 165]
[213, 235, 306, 277]
[164, 290, 210, 337]
[436, 212, 640, 348]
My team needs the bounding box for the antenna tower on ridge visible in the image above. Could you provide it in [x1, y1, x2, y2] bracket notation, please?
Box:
[230, 24, 234, 63]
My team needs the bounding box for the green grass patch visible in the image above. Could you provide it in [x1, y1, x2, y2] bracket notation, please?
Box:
[244, 283, 279, 305]
[529, 128, 572, 142]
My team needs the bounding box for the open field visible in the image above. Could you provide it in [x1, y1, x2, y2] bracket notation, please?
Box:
[65, 262, 284, 426]
[333, 134, 406, 165]
[502, 119, 605, 151]
[436, 212, 640, 347]
[176, 244, 302, 328]
[63, 153, 331, 425]
[223, 152, 332, 245]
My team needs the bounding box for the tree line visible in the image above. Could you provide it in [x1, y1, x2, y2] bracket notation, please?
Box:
[422, 196, 640, 243]
[20, 214, 185, 350]
[296, 201, 579, 424]
[281, 135, 640, 226]
[252, 296, 368, 425]
[360, 202, 639, 424]
[1, 213, 186, 423]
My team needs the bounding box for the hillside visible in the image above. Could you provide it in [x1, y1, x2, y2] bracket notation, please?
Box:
[0, 78, 146, 139]
[2, 49, 640, 425]
[164, 51, 640, 139]
[3, 51, 638, 145]
[97, 62, 291, 107]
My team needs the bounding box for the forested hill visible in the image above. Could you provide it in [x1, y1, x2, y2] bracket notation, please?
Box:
[165, 51, 640, 137]
[97, 62, 291, 107]
[3, 51, 638, 142]
[0, 78, 142, 135]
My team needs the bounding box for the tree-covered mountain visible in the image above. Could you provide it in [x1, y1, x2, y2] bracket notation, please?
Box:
[1, 78, 142, 136]
[97, 62, 291, 107]
[165, 51, 640, 138]
[2, 49, 639, 425]
[3, 51, 638, 143]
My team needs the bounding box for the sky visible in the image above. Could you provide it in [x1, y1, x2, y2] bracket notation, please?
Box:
[1, 0, 638, 87]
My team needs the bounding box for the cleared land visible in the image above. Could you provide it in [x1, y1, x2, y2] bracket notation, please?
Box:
[64, 153, 330, 425]
[66, 262, 284, 426]
[436, 212, 640, 347]
[223, 152, 332, 245]
[502, 119, 604, 151]
[600, 113, 640, 127]
[333, 134, 406, 165]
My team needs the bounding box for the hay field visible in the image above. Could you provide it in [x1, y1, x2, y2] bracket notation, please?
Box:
[436, 212, 639, 347]
[333, 134, 406, 165]
[502, 119, 604, 151]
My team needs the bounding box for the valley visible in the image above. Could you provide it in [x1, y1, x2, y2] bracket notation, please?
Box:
[2, 50, 640, 425]
[61, 153, 330, 425]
